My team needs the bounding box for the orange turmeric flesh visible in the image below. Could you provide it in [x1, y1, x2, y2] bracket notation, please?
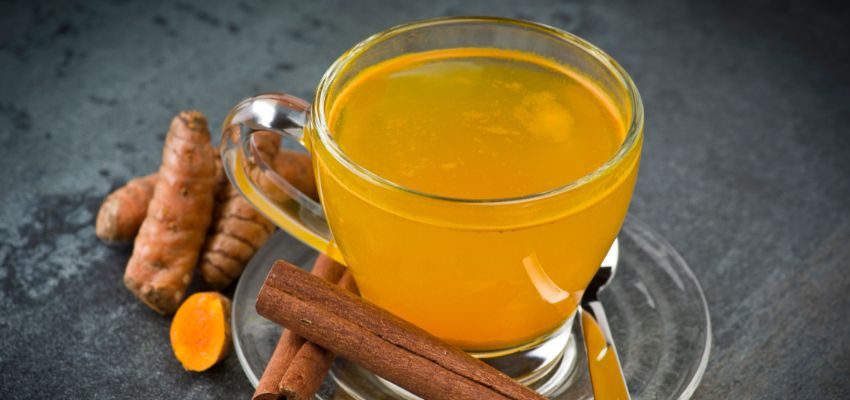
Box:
[170, 292, 232, 372]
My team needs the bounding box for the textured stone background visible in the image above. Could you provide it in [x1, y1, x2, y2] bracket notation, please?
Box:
[1, 0, 848, 398]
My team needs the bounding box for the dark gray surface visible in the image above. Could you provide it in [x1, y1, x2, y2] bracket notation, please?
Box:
[1, 0, 848, 398]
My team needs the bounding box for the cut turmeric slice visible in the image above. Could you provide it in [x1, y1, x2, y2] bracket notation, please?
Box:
[170, 292, 232, 372]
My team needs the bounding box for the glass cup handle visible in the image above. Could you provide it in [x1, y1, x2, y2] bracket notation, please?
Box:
[220, 93, 345, 264]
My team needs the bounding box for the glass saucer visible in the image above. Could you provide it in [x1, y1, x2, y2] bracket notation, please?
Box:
[232, 217, 711, 399]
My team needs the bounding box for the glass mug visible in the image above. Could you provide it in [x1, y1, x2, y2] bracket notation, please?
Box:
[222, 16, 643, 388]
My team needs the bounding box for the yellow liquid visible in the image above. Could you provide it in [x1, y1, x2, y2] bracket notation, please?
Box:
[315, 48, 640, 350]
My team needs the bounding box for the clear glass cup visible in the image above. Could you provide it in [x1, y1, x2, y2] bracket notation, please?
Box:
[221, 16, 644, 389]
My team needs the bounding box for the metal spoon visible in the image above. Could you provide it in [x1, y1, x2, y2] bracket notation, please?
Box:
[579, 240, 630, 400]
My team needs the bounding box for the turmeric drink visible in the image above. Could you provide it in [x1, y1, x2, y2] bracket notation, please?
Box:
[314, 48, 640, 351]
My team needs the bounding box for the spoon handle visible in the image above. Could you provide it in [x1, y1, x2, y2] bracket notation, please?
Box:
[580, 299, 630, 400]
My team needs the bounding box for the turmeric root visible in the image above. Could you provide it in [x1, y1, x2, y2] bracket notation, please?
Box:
[124, 111, 218, 314]
[272, 149, 319, 202]
[200, 145, 320, 288]
[105, 127, 318, 291]
[252, 149, 319, 204]
[199, 131, 280, 289]
[199, 182, 276, 288]
[95, 173, 158, 242]
[170, 291, 232, 371]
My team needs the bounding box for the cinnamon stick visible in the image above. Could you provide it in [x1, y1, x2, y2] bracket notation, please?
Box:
[336, 270, 358, 295]
[278, 342, 334, 399]
[308, 255, 347, 285]
[254, 330, 305, 400]
[256, 261, 545, 400]
[278, 271, 359, 400]
[252, 256, 346, 400]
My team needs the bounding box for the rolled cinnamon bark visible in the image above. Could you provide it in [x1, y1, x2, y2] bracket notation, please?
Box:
[308, 255, 347, 285]
[252, 256, 346, 400]
[336, 270, 358, 295]
[256, 261, 545, 400]
[253, 330, 305, 400]
[278, 271, 359, 400]
[278, 342, 334, 400]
